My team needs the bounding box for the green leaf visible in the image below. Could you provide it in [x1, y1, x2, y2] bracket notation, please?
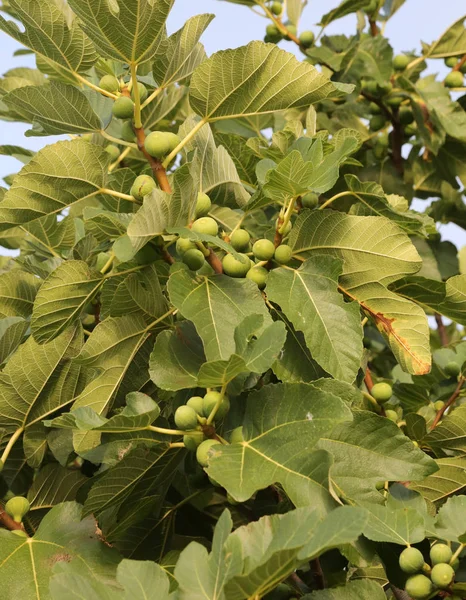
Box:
[109, 268, 168, 322]
[0, 0, 98, 77]
[0, 502, 120, 600]
[207, 382, 352, 511]
[267, 256, 363, 383]
[167, 269, 272, 361]
[0, 140, 108, 231]
[340, 35, 394, 84]
[0, 317, 28, 363]
[116, 559, 171, 600]
[50, 572, 118, 600]
[67, 0, 172, 64]
[142, 85, 185, 131]
[425, 405, 466, 456]
[189, 41, 353, 122]
[27, 463, 88, 512]
[290, 210, 431, 375]
[425, 14, 466, 58]
[0, 270, 41, 318]
[319, 0, 374, 26]
[127, 163, 197, 252]
[318, 412, 438, 504]
[409, 457, 466, 504]
[31, 261, 104, 344]
[3, 82, 110, 136]
[24, 215, 78, 253]
[362, 503, 425, 545]
[303, 579, 386, 599]
[152, 14, 214, 87]
[435, 495, 466, 542]
[83, 208, 133, 242]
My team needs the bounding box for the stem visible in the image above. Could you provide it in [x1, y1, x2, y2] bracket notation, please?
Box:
[0, 505, 25, 532]
[310, 557, 325, 589]
[130, 63, 142, 129]
[20, 226, 61, 258]
[169, 442, 186, 448]
[109, 146, 131, 173]
[369, 19, 379, 37]
[430, 376, 465, 430]
[450, 543, 465, 563]
[364, 367, 374, 392]
[100, 252, 115, 274]
[260, 1, 304, 51]
[144, 307, 177, 332]
[362, 391, 382, 414]
[319, 191, 354, 210]
[453, 55, 466, 72]
[0, 427, 24, 465]
[162, 118, 207, 168]
[206, 384, 228, 425]
[147, 425, 186, 436]
[134, 125, 172, 193]
[406, 55, 425, 72]
[141, 86, 162, 110]
[206, 249, 224, 274]
[100, 130, 138, 149]
[99, 188, 138, 202]
[435, 313, 448, 347]
[74, 73, 118, 100]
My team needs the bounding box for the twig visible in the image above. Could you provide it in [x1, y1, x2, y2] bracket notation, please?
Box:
[0, 506, 26, 532]
[430, 376, 465, 430]
[364, 367, 374, 392]
[310, 557, 325, 589]
[453, 55, 466, 72]
[435, 313, 448, 347]
[206, 249, 223, 274]
[369, 19, 379, 37]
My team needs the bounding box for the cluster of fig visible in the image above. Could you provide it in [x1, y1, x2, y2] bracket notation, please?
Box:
[3, 495, 30, 537]
[444, 56, 466, 89]
[263, 1, 314, 48]
[399, 544, 461, 599]
[99, 73, 181, 162]
[371, 381, 405, 424]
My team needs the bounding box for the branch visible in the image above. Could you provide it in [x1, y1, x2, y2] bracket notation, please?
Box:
[369, 19, 379, 37]
[430, 376, 465, 430]
[435, 313, 448, 347]
[206, 248, 223, 274]
[134, 126, 172, 193]
[0, 506, 26, 532]
[453, 55, 466, 72]
[364, 367, 374, 392]
[310, 557, 326, 589]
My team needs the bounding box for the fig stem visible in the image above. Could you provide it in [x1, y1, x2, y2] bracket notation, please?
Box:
[74, 72, 118, 100]
[100, 130, 138, 149]
[205, 383, 228, 426]
[0, 427, 24, 465]
[162, 118, 207, 168]
[130, 62, 143, 129]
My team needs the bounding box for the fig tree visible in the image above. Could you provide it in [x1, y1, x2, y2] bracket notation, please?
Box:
[192, 217, 219, 236]
[299, 31, 315, 48]
[112, 96, 135, 119]
[230, 426, 244, 444]
[393, 54, 410, 71]
[230, 229, 250, 251]
[196, 439, 221, 467]
[176, 237, 196, 256]
[145, 131, 172, 158]
[222, 253, 251, 278]
[203, 391, 230, 419]
[99, 74, 119, 93]
[371, 382, 393, 403]
[130, 175, 156, 201]
[444, 361, 461, 377]
[174, 405, 198, 430]
[131, 81, 148, 103]
[399, 547, 425, 574]
[104, 144, 120, 161]
[187, 396, 205, 414]
[183, 248, 205, 271]
[5, 496, 30, 523]
[252, 238, 275, 261]
[274, 244, 292, 264]
[195, 192, 212, 218]
[431, 562, 455, 588]
[405, 574, 433, 599]
[246, 266, 268, 289]
[445, 71, 464, 88]
[301, 192, 319, 208]
[430, 543, 452, 565]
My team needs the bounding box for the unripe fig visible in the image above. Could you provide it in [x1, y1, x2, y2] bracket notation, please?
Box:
[105, 144, 120, 161]
[246, 266, 268, 289]
[284, 23, 297, 40]
[121, 120, 136, 142]
[131, 82, 148, 103]
[99, 74, 119, 93]
[430, 543, 452, 565]
[222, 253, 251, 278]
[145, 131, 172, 158]
[385, 409, 398, 423]
[405, 122, 418, 137]
[187, 396, 205, 414]
[399, 547, 425, 574]
[183, 248, 205, 271]
[12, 529, 27, 537]
[274, 244, 292, 264]
[174, 405, 199, 430]
[369, 102, 382, 114]
[433, 400, 445, 411]
[165, 132, 181, 153]
[405, 574, 433, 599]
[176, 237, 196, 256]
[203, 391, 230, 419]
[183, 434, 204, 451]
[195, 192, 212, 218]
[461, 62, 466, 74]
[431, 563, 455, 589]
[192, 217, 219, 237]
[112, 96, 135, 119]
[252, 238, 275, 261]
[5, 496, 30, 523]
[451, 558, 460, 571]
[445, 56, 458, 68]
[377, 131, 389, 147]
[266, 23, 281, 37]
[230, 229, 250, 251]
[362, 79, 379, 95]
[445, 71, 464, 88]
[130, 175, 156, 201]
[301, 192, 319, 209]
[270, 1, 282, 15]
[369, 115, 386, 131]
[371, 382, 393, 403]
[378, 81, 393, 96]
[299, 30, 315, 48]
[386, 93, 404, 107]
[399, 106, 414, 125]
[393, 54, 410, 71]
[230, 426, 245, 444]
[196, 439, 221, 467]
[444, 361, 461, 377]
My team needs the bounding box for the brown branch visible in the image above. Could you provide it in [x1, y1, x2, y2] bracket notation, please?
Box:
[310, 557, 326, 589]
[0, 506, 26, 532]
[364, 367, 374, 392]
[161, 248, 175, 265]
[453, 55, 466, 72]
[430, 376, 465, 430]
[206, 249, 223, 274]
[134, 126, 172, 193]
[369, 19, 379, 37]
[435, 313, 448, 347]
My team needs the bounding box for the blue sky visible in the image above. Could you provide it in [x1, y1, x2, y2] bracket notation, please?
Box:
[0, 0, 465, 246]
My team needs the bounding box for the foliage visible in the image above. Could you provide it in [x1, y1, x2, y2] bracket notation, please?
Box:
[0, 0, 465, 598]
